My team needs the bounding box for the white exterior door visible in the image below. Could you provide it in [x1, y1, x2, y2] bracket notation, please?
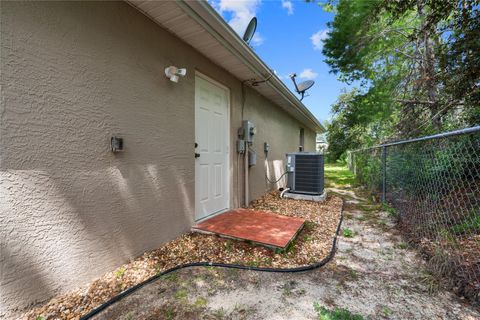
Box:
[195, 75, 230, 220]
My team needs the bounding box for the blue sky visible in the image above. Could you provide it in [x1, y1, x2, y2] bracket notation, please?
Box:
[210, 0, 351, 124]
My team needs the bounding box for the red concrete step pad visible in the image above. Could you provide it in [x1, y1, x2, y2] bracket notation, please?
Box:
[192, 208, 305, 248]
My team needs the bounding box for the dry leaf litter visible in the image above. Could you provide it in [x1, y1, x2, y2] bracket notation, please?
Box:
[23, 192, 342, 320]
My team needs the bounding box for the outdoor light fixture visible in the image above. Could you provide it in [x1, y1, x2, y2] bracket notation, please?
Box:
[165, 66, 187, 83]
[111, 136, 123, 153]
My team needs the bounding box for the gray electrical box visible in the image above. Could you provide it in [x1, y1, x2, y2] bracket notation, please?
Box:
[248, 150, 256, 166]
[237, 139, 246, 154]
[264, 142, 270, 153]
[242, 120, 256, 144]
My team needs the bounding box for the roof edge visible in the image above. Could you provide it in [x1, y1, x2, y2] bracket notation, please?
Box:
[177, 1, 325, 133]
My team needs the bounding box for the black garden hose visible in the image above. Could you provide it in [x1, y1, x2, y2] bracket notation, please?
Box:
[80, 200, 345, 319]
[265, 171, 288, 184]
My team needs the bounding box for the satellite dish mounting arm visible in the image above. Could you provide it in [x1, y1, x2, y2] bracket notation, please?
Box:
[290, 73, 300, 93]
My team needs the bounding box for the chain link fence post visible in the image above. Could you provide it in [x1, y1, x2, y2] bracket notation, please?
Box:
[382, 146, 387, 202]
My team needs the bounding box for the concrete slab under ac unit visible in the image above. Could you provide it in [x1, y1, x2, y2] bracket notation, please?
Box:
[282, 190, 327, 202]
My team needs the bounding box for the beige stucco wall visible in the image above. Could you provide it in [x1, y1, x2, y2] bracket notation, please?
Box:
[0, 1, 316, 316]
[241, 87, 316, 201]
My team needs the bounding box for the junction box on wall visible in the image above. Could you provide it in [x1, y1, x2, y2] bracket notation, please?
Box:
[242, 120, 256, 144]
[264, 142, 270, 154]
[237, 120, 256, 153]
[238, 120, 256, 165]
[237, 139, 246, 154]
[237, 120, 257, 206]
[248, 150, 256, 167]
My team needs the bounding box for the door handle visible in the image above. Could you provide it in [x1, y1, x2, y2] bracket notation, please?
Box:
[195, 152, 200, 158]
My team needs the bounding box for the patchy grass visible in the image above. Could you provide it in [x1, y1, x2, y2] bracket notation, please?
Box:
[224, 239, 234, 252]
[280, 280, 308, 298]
[193, 297, 208, 308]
[303, 235, 313, 242]
[325, 163, 356, 187]
[382, 203, 397, 219]
[211, 308, 227, 319]
[395, 242, 409, 250]
[313, 303, 364, 320]
[280, 280, 297, 294]
[450, 213, 480, 234]
[377, 219, 388, 227]
[359, 204, 382, 213]
[304, 220, 318, 230]
[420, 271, 443, 295]
[355, 215, 367, 222]
[164, 305, 176, 320]
[348, 268, 359, 280]
[161, 273, 179, 282]
[114, 266, 126, 279]
[330, 265, 361, 288]
[174, 289, 188, 300]
[382, 306, 393, 317]
[342, 228, 355, 238]
[344, 213, 354, 220]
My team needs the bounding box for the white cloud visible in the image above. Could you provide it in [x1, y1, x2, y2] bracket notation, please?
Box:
[310, 29, 328, 51]
[299, 68, 318, 80]
[273, 70, 293, 81]
[216, 0, 264, 46]
[281, 0, 294, 15]
[251, 33, 264, 46]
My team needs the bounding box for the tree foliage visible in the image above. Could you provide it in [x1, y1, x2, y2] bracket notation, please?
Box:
[322, 0, 480, 159]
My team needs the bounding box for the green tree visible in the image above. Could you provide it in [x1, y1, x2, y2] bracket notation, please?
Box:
[322, 0, 479, 159]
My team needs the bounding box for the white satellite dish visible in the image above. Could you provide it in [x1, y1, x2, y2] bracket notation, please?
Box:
[290, 74, 315, 101]
[242, 17, 257, 45]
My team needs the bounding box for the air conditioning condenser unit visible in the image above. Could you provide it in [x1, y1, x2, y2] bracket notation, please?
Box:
[286, 152, 324, 195]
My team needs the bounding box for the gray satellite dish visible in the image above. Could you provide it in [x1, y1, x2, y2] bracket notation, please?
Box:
[243, 17, 257, 44]
[297, 80, 315, 92]
[290, 74, 315, 101]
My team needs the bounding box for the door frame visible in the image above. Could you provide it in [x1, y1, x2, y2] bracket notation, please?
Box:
[194, 71, 231, 221]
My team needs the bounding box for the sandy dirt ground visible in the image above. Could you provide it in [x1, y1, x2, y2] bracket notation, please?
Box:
[92, 188, 480, 320]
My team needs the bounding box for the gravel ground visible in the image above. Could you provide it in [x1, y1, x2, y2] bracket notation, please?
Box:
[22, 193, 342, 320]
[89, 188, 480, 320]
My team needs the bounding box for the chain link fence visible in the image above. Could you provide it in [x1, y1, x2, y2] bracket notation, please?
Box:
[348, 126, 480, 305]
